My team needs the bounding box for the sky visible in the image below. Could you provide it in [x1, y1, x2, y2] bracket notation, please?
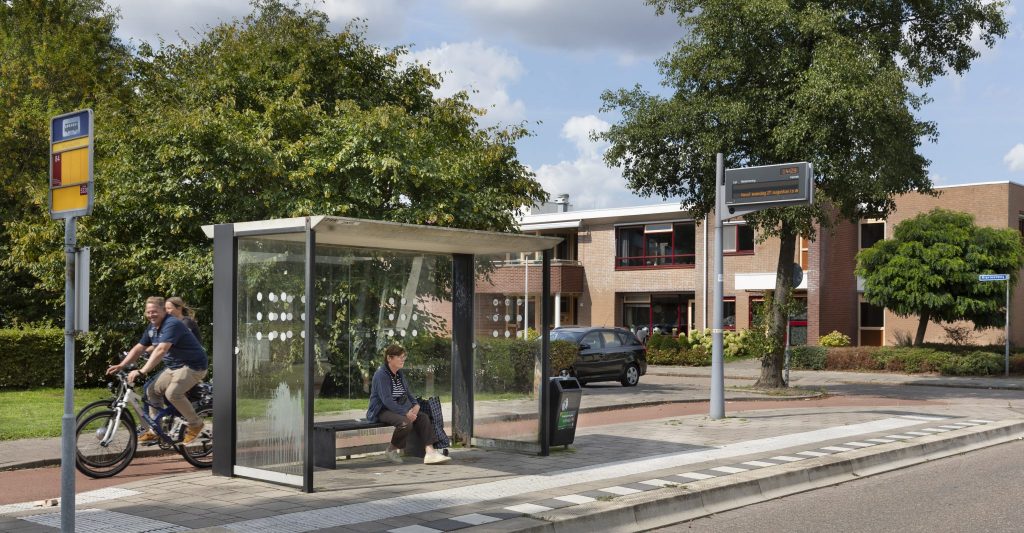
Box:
[107, 0, 1024, 210]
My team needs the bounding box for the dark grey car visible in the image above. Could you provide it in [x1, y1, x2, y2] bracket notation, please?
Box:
[550, 326, 647, 387]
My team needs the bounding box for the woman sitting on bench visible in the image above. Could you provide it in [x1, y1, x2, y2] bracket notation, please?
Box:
[366, 344, 451, 465]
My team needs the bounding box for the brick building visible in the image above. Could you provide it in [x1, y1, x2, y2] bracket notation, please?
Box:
[478, 181, 1024, 347]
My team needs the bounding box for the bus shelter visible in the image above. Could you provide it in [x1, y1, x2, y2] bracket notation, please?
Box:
[204, 216, 561, 492]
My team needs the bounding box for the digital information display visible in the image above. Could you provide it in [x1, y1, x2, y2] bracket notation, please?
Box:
[49, 109, 94, 219]
[724, 162, 812, 208]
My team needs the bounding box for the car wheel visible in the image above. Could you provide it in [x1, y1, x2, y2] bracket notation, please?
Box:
[620, 364, 640, 387]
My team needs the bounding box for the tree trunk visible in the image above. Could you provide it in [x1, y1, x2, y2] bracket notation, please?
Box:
[914, 310, 930, 346]
[756, 223, 797, 388]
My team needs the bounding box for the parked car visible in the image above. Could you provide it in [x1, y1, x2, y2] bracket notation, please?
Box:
[550, 326, 647, 387]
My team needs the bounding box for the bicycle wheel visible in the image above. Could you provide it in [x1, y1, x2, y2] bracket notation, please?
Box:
[178, 407, 213, 468]
[75, 410, 137, 478]
[76, 398, 116, 423]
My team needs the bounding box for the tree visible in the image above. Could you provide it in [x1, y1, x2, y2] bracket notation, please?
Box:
[5, 0, 546, 348]
[599, 0, 1008, 387]
[856, 209, 1024, 346]
[0, 0, 134, 326]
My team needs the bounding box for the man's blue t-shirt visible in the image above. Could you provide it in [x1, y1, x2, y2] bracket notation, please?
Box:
[139, 315, 208, 371]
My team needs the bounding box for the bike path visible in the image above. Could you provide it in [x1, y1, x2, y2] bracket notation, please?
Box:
[0, 366, 1021, 532]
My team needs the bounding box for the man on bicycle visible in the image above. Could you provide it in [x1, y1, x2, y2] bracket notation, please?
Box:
[107, 296, 208, 445]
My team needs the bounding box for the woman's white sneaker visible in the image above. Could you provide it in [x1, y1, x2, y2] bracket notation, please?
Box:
[423, 450, 451, 464]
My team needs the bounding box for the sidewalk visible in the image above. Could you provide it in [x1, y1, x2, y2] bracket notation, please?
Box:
[2, 364, 1022, 532]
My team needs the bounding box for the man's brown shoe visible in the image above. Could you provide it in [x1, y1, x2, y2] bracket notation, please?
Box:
[138, 430, 159, 445]
[182, 423, 205, 444]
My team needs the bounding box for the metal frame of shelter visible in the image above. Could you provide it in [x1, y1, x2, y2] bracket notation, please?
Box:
[203, 216, 561, 492]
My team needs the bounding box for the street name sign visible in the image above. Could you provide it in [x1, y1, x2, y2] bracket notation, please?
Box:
[49, 109, 94, 219]
[978, 274, 1009, 282]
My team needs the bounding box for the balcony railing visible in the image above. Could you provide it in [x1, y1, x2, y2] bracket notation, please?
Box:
[616, 254, 696, 269]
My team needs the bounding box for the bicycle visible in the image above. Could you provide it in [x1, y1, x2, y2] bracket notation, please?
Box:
[74, 366, 213, 478]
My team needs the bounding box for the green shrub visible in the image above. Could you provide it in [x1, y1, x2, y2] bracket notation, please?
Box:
[474, 337, 538, 393]
[647, 333, 676, 351]
[938, 351, 1003, 376]
[0, 328, 118, 388]
[646, 347, 682, 365]
[681, 346, 711, 366]
[826, 346, 882, 370]
[790, 346, 827, 370]
[820, 330, 852, 347]
[550, 340, 578, 375]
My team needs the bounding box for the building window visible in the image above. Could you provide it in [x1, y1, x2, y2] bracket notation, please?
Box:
[724, 223, 754, 254]
[860, 221, 884, 249]
[723, 297, 736, 330]
[859, 300, 884, 346]
[616, 222, 696, 268]
[621, 293, 690, 336]
[798, 235, 810, 271]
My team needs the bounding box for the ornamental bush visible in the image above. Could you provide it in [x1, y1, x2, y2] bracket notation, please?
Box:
[820, 330, 852, 347]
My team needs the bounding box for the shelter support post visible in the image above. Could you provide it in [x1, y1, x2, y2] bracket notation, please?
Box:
[539, 249, 552, 455]
[212, 224, 237, 476]
[451, 254, 475, 445]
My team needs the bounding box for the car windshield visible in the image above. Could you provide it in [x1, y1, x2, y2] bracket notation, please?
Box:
[550, 330, 581, 342]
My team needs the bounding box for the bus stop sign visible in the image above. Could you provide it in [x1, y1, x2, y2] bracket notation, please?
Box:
[49, 109, 94, 220]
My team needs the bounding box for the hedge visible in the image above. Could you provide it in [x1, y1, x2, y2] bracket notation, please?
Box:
[0, 328, 121, 389]
[784, 345, 1019, 376]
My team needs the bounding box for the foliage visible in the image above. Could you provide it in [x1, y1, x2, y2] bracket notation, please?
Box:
[550, 340, 578, 375]
[856, 209, 1024, 345]
[601, 0, 1008, 387]
[941, 324, 975, 346]
[819, 331, 852, 347]
[3, 0, 546, 341]
[475, 337, 538, 394]
[646, 345, 710, 366]
[0, 328, 112, 388]
[684, 328, 756, 359]
[789, 346, 827, 370]
[0, 0, 134, 326]
[814, 345, 1013, 376]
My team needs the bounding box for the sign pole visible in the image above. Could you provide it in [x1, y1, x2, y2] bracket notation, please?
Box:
[710, 153, 725, 419]
[61, 217, 76, 532]
[1006, 279, 1010, 377]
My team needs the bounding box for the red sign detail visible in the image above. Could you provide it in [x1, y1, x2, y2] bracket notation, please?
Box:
[51, 154, 62, 187]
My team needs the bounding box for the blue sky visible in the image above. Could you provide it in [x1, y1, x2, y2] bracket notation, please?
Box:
[109, 0, 1024, 210]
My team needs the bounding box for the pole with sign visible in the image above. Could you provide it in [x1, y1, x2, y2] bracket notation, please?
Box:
[978, 274, 1010, 377]
[50, 109, 94, 533]
[710, 158, 813, 419]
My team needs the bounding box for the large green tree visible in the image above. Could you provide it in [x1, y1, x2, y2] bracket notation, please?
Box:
[856, 209, 1024, 346]
[600, 0, 1008, 386]
[5, 0, 546, 348]
[0, 0, 133, 326]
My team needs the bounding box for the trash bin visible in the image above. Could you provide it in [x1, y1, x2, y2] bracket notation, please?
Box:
[549, 376, 582, 446]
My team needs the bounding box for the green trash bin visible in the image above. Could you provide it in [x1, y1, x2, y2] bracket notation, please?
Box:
[549, 376, 582, 446]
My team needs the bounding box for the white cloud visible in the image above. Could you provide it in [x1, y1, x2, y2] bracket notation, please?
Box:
[448, 0, 681, 60]
[534, 115, 660, 209]
[407, 41, 527, 124]
[1004, 143, 1024, 172]
[109, 1, 412, 47]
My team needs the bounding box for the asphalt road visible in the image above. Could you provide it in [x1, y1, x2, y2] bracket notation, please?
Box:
[655, 437, 1024, 533]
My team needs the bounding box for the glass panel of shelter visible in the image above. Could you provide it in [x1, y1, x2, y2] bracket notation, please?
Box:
[235, 236, 308, 484]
